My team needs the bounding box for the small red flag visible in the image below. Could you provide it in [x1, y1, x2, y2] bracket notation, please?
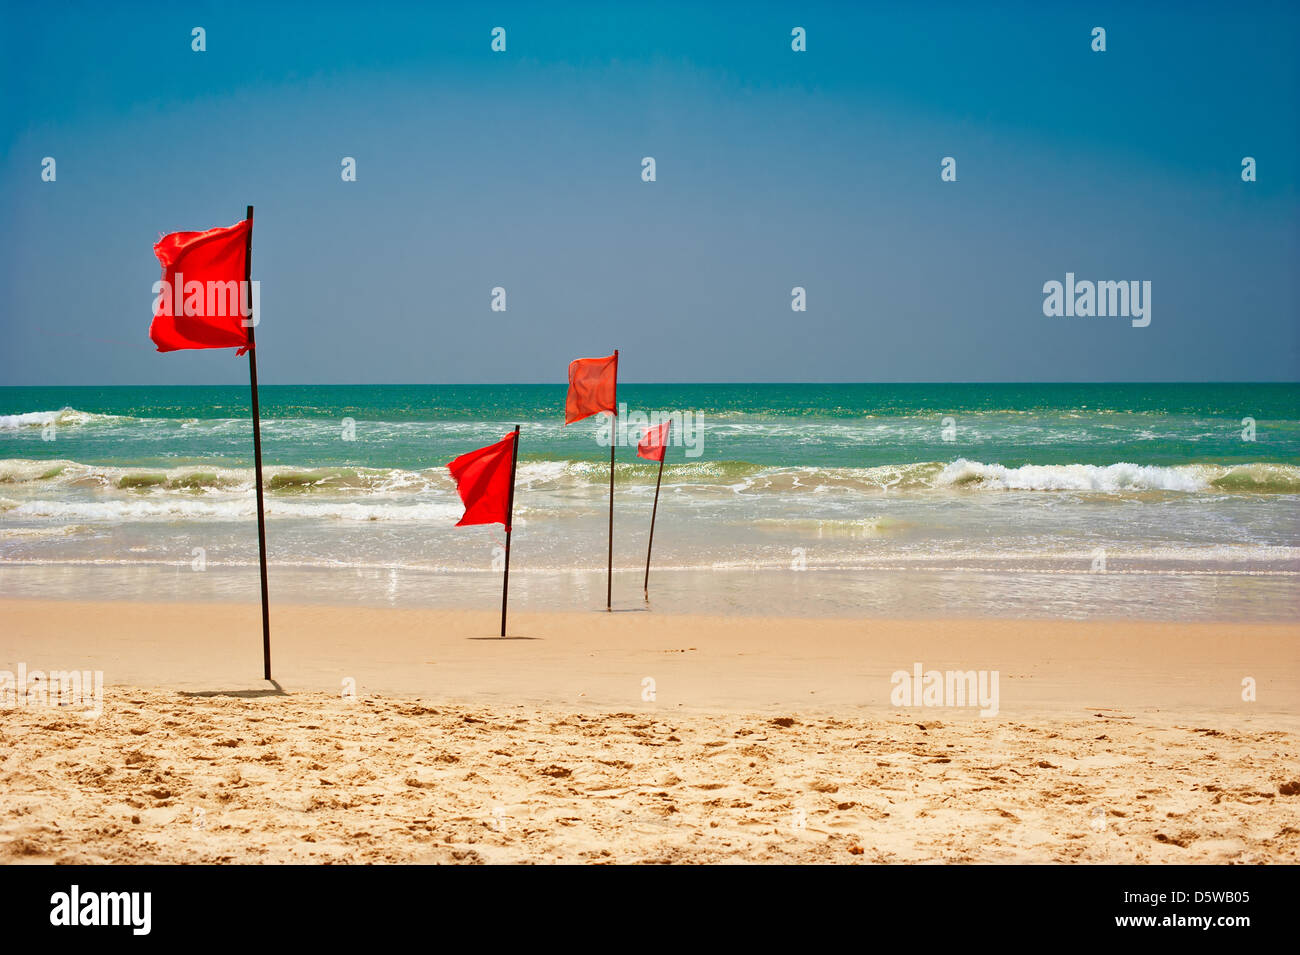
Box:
[565, 352, 618, 424]
[447, 431, 518, 530]
[637, 420, 671, 462]
[149, 219, 252, 354]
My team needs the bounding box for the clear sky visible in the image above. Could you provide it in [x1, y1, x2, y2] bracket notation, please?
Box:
[2, 0, 1297, 385]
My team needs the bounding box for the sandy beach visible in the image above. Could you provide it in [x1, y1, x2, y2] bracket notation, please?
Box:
[2, 599, 1297, 864]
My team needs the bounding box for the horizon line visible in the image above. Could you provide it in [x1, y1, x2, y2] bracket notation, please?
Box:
[3, 380, 1299, 388]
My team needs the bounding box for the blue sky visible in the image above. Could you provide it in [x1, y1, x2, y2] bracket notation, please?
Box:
[2, 0, 1297, 384]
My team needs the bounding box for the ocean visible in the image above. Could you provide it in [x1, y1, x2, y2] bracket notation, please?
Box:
[2, 383, 1297, 620]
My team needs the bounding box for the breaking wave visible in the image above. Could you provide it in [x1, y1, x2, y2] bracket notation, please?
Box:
[933, 459, 1300, 493]
[0, 408, 124, 430]
[2, 457, 1298, 503]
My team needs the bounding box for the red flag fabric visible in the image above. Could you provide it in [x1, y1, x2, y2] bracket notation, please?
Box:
[565, 352, 618, 424]
[447, 431, 518, 530]
[149, 219, 252, 353]
[637, 420, 671, 462]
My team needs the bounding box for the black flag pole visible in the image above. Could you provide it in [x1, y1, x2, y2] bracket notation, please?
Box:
[643, 443, 666, 600]
[243, 204, 272, 680]
[500, 425, 521, 637]
[607, 349, 618, 611]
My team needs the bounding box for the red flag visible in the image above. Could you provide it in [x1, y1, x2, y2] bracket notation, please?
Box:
[149, 219, 252, 353]
[637, 420, 671, 462]
[565, 352, 618, 424]
[447, 431, 518, 530]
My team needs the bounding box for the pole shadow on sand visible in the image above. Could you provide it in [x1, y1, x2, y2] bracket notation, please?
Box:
[180, 680, 286, 698]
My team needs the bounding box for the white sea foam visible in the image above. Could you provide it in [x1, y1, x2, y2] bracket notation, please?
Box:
[0, 408, 120, 430]
[3, 456, 1298, 502]
[938, 459, 1233, 492]
[6, 498, 465, 523]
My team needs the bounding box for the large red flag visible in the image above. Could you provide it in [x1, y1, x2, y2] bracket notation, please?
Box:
[150, 219, 252, 353]
[447, 431, 519, 530]
[565, 353, 618, 424]
[637, 420, 671, 462]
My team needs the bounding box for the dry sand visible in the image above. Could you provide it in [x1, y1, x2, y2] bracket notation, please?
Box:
[1, 599, 1297, 864]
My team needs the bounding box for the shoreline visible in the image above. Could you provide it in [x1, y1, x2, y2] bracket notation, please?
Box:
[2, 564, 1296, 624]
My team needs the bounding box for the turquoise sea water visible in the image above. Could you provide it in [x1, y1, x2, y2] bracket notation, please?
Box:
[4, 382, 1299, 471]
[2, 383, 1298, 620]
